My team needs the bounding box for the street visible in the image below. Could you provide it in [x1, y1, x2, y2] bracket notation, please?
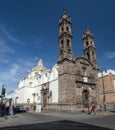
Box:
[0, 111, 115, 130]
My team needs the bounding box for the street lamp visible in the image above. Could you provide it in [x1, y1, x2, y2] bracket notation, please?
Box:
[100, 71, 106, 112]
[27, 98, 30, 104]
[15, 97, 18, 105]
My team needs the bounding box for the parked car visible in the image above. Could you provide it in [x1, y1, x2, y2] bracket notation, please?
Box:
[14, 105, 26, 113]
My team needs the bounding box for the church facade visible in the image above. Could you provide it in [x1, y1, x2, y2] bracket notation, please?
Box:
[14, 11, 99, 112]
[57, 11, 99, 111]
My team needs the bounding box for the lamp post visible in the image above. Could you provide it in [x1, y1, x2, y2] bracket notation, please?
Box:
[27, 98, 30, 104]
[15, 97, 18, 105]
[101, 71, 106, 112]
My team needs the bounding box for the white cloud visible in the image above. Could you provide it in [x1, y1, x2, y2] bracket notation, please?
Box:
[17, 59, 36, 68]
[0, 39, 15, 53]
[9, 64, 20, 77]
[0, 64, 22, 90]
[105, 51, 115, 59]
[0, 39, 15, 64]
[0, 64, 20, 82]
[0, 24, 21, 43]
[0, 57, 41, 91]
[0, 57, 9, 63]
[34, 38, 42, 48]
[0, 62, 29, 90]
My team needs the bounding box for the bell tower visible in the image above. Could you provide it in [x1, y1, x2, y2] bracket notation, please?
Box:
[58, 11, 74, 62]
[58, 11, 75, 106]
[82, 29, 98, 70]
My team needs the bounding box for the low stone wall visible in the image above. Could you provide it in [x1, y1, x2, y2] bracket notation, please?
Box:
[43, 103, 89, 114]
[106, 103, 115, 110]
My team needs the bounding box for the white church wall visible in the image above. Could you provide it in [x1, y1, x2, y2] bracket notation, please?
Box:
[30, 70, 35, 77]
[33, 78, 39, 86]
[18, 77, 26, 88]
[14, 87, 26, 104]
[14, 60, 59, 106]
[32, 85, 42, 104]
[49, 64, 58, 82]
[23, 87, 34, 104]
[40, 73, 48, 84]
[15, 87, 35, 104]
[25, 78, 34, 87]
[49, 79, 58, 103]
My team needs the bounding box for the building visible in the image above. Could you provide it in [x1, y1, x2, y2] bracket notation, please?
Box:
[14, 59, 58, 111]
[14, 11, 99, 112]
[98, 70, 115, 110]
[57, 11, 99, 111]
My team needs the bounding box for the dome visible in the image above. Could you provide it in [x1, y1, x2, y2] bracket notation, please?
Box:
[32, 59, 46, 71]
[32, 66, 46, 71]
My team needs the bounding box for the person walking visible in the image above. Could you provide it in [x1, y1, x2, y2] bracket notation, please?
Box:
[89, 102, 96, 114]
[10, 103, 14, 118]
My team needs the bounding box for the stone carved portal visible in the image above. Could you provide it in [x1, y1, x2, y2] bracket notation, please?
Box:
[82, 90, 89, 108]
[41, 83, 49, 109]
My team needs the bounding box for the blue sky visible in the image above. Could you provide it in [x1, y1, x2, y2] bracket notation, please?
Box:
[0, 0, 115, 92]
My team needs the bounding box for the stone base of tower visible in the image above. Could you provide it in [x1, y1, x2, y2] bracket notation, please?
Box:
[42, 103, 90, 113]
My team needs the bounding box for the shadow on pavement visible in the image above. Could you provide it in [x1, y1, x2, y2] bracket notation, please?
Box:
[0, 120, 112, 130]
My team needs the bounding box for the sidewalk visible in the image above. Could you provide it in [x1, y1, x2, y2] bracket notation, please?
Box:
[0, 114, 27, 127]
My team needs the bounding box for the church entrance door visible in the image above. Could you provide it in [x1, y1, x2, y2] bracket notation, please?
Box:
[43, 92, 47, 107]
[82, 90, 89, 108]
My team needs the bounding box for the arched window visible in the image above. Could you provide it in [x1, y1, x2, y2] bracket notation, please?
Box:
[60, 50, 63, 55]
[66, 26, 69, 32]
[67, 49, 70, 53]
[61, 39, 63, 47]
[67, 39, 70, 47]
[61, 27, 63, 32]
[87, 52, 90, 60]
[92, 51, 95, 59]
[86, 41, 88, 46]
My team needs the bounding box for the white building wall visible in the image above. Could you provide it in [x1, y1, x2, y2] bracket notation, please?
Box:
[32, 85, 42, 104]
[49, 79, 58, 103]
[14, 87, 26, 104]
[15, 87, 37, 104]
[40, 73, 48, 84]
[14, 61, 59, 105]
[23, 87, 34, 104]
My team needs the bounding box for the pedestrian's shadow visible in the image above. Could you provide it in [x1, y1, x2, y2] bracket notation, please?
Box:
[8, 115, 19, 118]
[13, 115, 18, 118]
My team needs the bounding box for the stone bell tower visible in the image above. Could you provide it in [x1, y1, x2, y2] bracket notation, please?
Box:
[58, 11, 76, 106]
[82, 29, 98, 70]
[82, 29, 99, 106]
[58, 11, 74, 62]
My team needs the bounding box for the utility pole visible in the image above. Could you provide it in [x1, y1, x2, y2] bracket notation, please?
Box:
[101, 71, 106, 112]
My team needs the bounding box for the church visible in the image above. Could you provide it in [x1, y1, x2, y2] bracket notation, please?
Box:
[14, 11, 99, 112]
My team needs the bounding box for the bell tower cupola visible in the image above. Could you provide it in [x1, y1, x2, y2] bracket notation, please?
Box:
[58, 11, 74, 62]
[82, 28, 98, 70]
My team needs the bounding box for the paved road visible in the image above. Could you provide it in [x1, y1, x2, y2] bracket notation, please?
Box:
[0, 111, 115, 130]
